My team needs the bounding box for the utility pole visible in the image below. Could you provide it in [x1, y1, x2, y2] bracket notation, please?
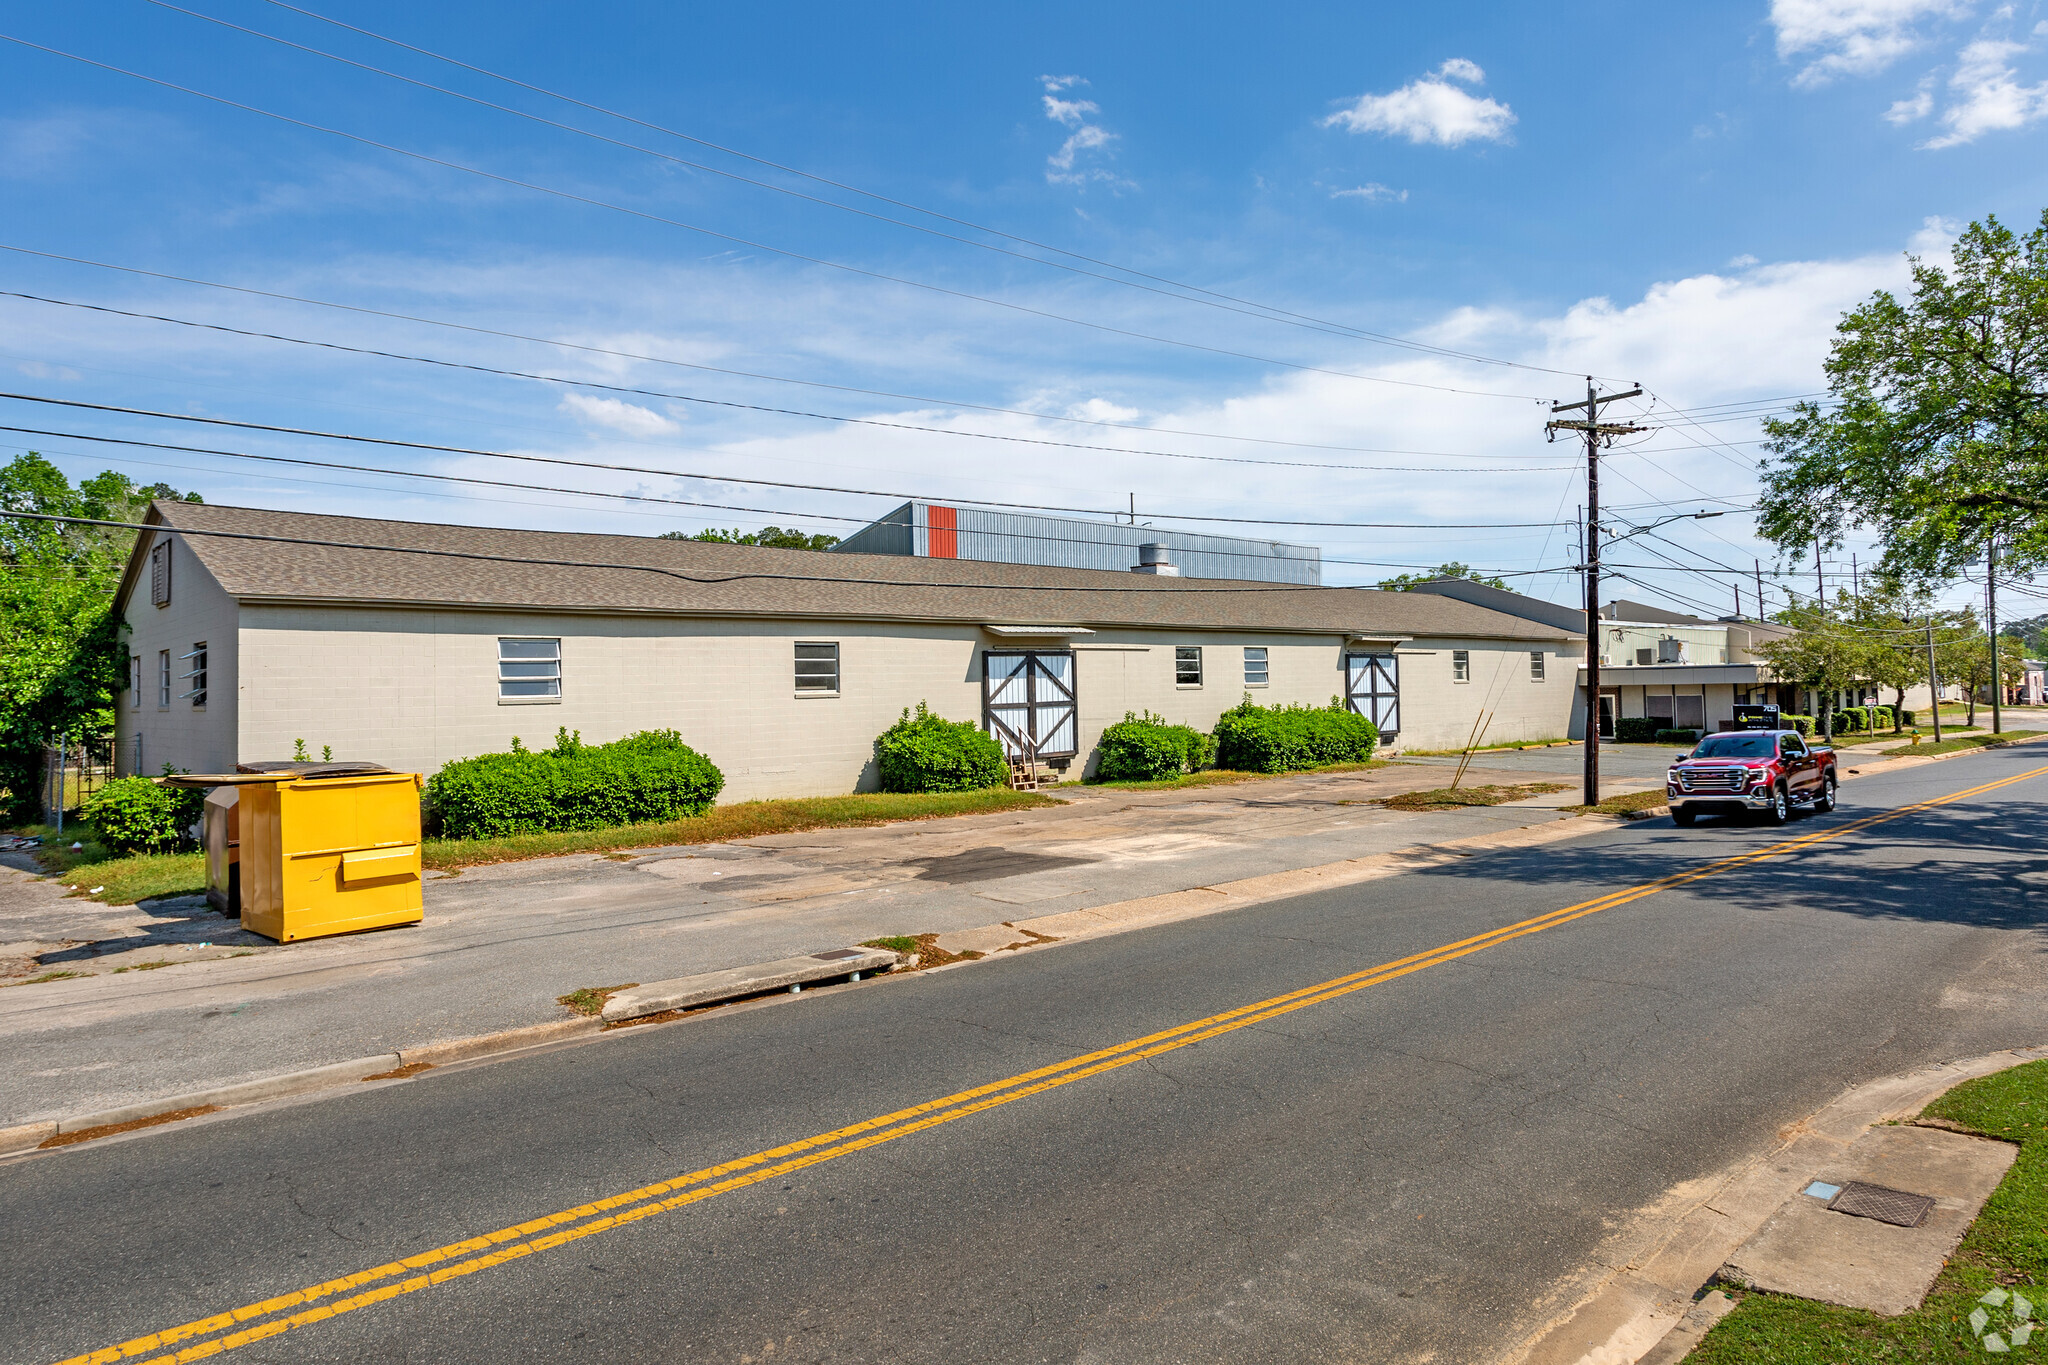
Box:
[1734, 582, 1742, 619]
[1814, 538, 1825, 603]
[1926, 616, 1944, 744]
[1851, 553, 1860, 601]
[1548, 378, 1647, 808]
[1754, 559, 1766, 619]
[1989, 538, 2003, 735]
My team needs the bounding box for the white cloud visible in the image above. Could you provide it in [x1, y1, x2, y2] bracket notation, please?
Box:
[1038, 75, 1126, 187]
[1921, 36, 2048, 145]
[1769, 0, 1969, 86]
[1321, 60, 1516, 147]
[1885, 78, 1937, 120]
[557, 393, 681, 437]
[1727, 253, 1761, 268]
[1331, 183, 1409, 203]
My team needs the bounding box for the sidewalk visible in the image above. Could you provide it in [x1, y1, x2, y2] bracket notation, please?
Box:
[0, 756, 1664, 1128]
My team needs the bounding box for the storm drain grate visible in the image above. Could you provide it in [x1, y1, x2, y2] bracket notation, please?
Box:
[810, 948, 865, 961]
[1828, 1181, 1937, 1228]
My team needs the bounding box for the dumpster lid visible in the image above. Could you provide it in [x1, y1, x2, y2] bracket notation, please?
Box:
[161, 761, 401, 788]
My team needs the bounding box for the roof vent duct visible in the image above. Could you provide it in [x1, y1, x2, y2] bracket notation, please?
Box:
[1131, 543, 1180, 576]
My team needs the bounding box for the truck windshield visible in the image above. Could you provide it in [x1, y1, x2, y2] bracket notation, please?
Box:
[1691, 734, 1776, 759]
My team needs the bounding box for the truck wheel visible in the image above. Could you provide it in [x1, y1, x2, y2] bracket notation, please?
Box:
[1815, 773, 1837, 813]
[1764, 783, 1791, 825]
[1671, 806, 1696, 827]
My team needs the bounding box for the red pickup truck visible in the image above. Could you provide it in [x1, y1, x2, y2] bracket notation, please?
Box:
[1666, 728, 1838, 826]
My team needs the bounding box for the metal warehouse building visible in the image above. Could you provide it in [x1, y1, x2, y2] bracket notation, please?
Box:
[833, 501, 1322, 585]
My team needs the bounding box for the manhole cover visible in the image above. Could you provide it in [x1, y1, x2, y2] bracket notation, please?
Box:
[1829, 1181, 1936, 1227]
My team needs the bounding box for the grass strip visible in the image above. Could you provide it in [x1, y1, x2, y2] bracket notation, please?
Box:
[1381, 782, 1570, 812]
[8, 788, 1061, 906]
[1085, 759, 1386, 792]
[1561, 789, 1671, 818]
[1398, 739, 1571, 756]
[1881, 730, 2047, 758]
[1690, 1057, 2048, 1362]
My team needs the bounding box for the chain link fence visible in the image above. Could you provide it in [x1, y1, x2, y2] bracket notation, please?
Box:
[41, 734, 117, 833]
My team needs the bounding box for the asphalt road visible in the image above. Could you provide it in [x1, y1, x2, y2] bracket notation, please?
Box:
[10, 747, 2048, 1364]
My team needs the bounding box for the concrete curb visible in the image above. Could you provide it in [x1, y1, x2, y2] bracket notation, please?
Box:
[600, 948, 897, 1022]
[1500, 1043, 2048, 1365]
[1, 1018, 607, 1157]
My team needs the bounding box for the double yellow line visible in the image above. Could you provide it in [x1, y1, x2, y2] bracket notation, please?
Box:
[63, 762, 2048, 1365]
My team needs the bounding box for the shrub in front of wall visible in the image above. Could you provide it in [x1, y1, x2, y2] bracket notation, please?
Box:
[83, 773, 206, 854]
[874, 702, 1009, 793]
[1655, 728, 1701, 746]
[1899, 707, 1916, 727]
[1613, 718, 1660, 744]
[1778, 713, 1816, 736]
[1095, 711, 1217, 781]
[1212, 696, 1377, 773]
[426, 728, 724, 839]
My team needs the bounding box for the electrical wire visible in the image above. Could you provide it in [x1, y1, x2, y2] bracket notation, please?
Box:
[0, 244, 1560, 462]
[0, 397, 1576, 529]
[0, 291, 1578, 475]
[0, 33, 1553, 404]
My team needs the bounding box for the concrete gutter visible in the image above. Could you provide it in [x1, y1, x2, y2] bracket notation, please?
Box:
[600, 948, 898, 1022]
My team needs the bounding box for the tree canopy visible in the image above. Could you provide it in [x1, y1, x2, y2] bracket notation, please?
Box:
[1376, 562, 1508, 591]
[0, 455, 198, 820]
[663, 526, 841, 551]
[1758, 211, 2048, 586]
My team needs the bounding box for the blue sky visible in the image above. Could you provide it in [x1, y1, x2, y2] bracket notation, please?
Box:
[4, 0, 2047, 617]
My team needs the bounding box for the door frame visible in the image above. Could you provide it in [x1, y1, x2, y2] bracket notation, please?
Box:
[1343, 651, 1400, 737]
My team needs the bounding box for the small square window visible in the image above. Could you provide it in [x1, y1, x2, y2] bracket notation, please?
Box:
[499, 638, 561, 700]
[1175, 645, 1202, 686]
[1452, 650, 1470, 683]
[1243, 646, 1269, 686]
[1529, 651, 1545, 682]
[796, 641, 839, 692]
[182, 642, 207, 708]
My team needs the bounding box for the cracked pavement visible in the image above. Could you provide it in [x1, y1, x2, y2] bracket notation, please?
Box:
[7, 745, 2047, 1362]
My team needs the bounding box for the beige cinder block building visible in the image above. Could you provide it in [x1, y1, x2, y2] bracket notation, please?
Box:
[114, 503, 1588, 801]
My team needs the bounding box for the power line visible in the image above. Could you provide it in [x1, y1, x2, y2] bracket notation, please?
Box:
[0, 395, 1576, 529]
[147, 0, 1600, 382]
[0, 33, 1553, 404]
[243, 0, 1605, 384]
[0, 508, 1576, 598]
[0, 244, 1559, 461]
[0, 291, 1578, 475]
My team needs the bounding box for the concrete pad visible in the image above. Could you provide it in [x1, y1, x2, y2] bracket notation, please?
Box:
[930, 926, 1033, 955]
[599, 948, 897, 1022]
[1719, 1125, 2016, 1315]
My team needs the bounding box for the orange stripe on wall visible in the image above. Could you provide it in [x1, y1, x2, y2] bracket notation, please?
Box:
[927, 504, 957, 559]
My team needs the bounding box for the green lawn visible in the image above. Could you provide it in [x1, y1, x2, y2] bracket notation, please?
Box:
[9, 787, 1062, 906]
[1690, 1058, 2048, 1362]
[1882, 730, 2046, 758]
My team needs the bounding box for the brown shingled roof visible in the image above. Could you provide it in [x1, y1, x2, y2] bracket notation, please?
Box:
[126, 501, 1580, 642]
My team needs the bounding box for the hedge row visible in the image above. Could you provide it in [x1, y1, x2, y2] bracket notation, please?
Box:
[82, 771, 206, 855]
[1655, 728, 1701, 745]
[1835, 705, 1896, 733]
[1213, 697, 1378, 773]
[426, 728, 723, 839]
[875, 703, 1009, 793]
[1096, 711, 1217, 782]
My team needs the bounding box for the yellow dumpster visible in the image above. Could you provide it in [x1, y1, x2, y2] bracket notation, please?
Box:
[203, 785, 239, 917]
[168, 763, 424, 942]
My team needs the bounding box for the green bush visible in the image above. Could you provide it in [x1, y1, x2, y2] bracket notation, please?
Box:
[1614, 717, 1660, 744]
[1213, 696, 1377, 773]
[426, 728, 724, 839]
[1778, 713, 1816, 735]
[1095, 711, 1217, 781]
[875, 703, 1008, 793]
[1899, 707, 1916, 726]
[1655, 728, 1700, 746]
[83, 772, 205, 854]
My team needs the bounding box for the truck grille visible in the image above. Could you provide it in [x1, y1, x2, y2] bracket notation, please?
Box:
[1679, 769, 1747, 793]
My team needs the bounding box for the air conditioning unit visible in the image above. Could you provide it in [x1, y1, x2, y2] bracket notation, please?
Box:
[1657, 637, 1685, 664]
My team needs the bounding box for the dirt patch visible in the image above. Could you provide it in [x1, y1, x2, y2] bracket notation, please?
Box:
[111, 960, 176, 974]
[362, 1062, 435, 1082]
[1562, 790, 1671, 818]
[1381, 782, 1572, 812]
[40, 1105, 221, 1149]
[862, 933, 983, 970]
[558, 983, 638, 1017]
[2, 970, 90, 988]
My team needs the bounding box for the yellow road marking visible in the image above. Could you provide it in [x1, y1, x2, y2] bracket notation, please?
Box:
[58, 762, 2048, 1365]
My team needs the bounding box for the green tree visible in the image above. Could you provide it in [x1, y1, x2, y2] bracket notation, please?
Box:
[1845, 587, 1927, 733]
[1941, 617, 2026, 728]
[1758, 212, 2048, 587]
[1376, 562, 1508, 591]
[1757, 600, 1866, 740]
[0, 456, 200, 821]
[663, 526, 841, 551]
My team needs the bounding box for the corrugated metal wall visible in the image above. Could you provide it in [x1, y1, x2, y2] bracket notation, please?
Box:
[832, 502, 1320, 585]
